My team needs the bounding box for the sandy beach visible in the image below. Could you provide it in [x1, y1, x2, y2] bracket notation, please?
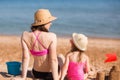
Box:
[0, 35, 120, 80]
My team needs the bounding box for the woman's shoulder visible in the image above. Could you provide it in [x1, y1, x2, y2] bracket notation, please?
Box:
[22, 31, 31, 35]
[46, 32, 57, 41]
[48, 32, 56, 37]
[21, 31, 32, 40]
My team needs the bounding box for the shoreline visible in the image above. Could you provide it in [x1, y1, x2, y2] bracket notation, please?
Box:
[0, 35, 120, 79]
[0, 34, 120, 40]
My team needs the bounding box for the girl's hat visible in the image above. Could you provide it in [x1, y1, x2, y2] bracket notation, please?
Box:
[32, 9, 57, 26]
[72, 33, 88, 51]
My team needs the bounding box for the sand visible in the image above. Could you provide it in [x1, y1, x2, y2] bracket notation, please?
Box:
[0, 35, 120, 80]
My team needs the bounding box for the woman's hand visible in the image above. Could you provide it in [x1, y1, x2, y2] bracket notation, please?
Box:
[10, 77, 25, 80]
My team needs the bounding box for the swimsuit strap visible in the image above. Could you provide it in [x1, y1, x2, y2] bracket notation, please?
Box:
[31, 32, 46, 50]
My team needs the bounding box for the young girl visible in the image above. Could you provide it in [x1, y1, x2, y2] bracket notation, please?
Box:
[60, 33, 90, 80]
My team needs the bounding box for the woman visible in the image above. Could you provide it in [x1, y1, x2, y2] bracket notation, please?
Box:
[60, 33, 90, 80]
[12, 9, 59, 80]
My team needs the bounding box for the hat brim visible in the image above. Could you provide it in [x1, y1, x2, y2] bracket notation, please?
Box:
[32, 16, 57, 26]
[72, 33, 86, 51]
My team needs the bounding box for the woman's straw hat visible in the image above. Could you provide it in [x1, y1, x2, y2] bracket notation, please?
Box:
[72, 33, 88, 51]
[32, 9, 57, 26]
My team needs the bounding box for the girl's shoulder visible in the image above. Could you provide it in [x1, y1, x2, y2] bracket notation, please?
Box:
[82, 53, 88, 58]
[65, 52, 74, 61]
[81, 53, 89, 62]
[66, 52, 73, 57]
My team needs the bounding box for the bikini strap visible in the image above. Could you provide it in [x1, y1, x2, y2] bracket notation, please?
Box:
[31, 32, 46, 50]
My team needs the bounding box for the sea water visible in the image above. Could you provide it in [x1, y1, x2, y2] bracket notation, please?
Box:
[0, 0, 120, 38]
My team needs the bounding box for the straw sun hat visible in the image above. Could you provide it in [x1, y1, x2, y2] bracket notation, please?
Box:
[32, 9, 57, 26]
[72, 33, 88, 51]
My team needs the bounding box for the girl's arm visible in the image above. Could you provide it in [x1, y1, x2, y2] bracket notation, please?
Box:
[84, 55, 90, 80]
[49, 33, 58, 80]
[60, 54, 70, 80]
[84, 55, 90, 73]
[86, 56, 90, 73]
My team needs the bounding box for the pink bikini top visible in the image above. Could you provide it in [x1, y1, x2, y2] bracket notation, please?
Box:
[30, 32, 48, 56]
[67, 61, 86, 80]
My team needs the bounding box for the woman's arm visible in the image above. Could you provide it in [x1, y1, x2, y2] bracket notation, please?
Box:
[21, 39, 30, 79]
[21, 33, 30, 79]
[49, 33, 58, 80]
[11, 33, 30, 80]
[60, 54, 70, 80]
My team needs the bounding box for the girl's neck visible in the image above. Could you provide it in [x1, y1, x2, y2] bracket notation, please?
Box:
[73, 51, 80, 54]
[73, 51, 85, 62]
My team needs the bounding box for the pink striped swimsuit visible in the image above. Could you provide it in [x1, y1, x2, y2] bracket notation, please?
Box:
[67, 61, 86, 80]
[30, 32, 48, 56]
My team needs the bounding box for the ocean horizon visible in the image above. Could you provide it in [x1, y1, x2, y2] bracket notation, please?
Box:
[0, 0, 120, 39]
